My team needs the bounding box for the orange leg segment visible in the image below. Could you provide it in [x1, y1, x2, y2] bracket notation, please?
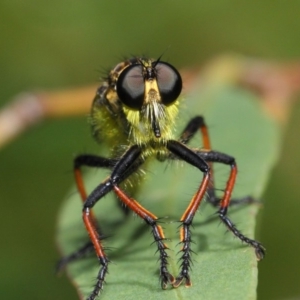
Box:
[113, 185, 175, 288]
[174, 173, 210, 288]
[74, 168, 88, 201]
[74, 168, 99, 229]
[82, 206, 109, 300]
[219, 164, 237, 210]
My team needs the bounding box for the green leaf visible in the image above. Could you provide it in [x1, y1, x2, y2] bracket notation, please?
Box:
[56, 58, 280, 300]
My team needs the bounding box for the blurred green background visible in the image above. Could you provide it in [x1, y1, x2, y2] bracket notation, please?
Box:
[0, 1, 300, 299]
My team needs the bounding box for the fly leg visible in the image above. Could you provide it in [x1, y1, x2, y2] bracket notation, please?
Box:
[167, 140, 211, 287]
[57, 155, 117, 271]
[180, 116, 256, 207]
[81, 145, 173, 299]
[178, 116, 218, 204]
[197, 150, 265, 260]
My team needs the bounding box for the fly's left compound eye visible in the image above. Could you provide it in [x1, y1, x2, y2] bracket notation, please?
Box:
[155, 62, 182, 105]
[116, 65, 145, 110]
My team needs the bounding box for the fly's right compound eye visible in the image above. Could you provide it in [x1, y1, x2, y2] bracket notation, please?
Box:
[116, 64, 145, 110]
[154, 62, 182, 106]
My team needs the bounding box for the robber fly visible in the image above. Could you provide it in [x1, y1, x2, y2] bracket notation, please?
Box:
[57, 57, 265, 300]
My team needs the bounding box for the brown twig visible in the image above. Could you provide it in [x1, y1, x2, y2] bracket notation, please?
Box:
[0, 85, 97, 148]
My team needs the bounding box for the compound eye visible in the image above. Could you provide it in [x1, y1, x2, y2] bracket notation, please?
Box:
[155, 62, 182, 105]
[116, 65, 145, 110]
